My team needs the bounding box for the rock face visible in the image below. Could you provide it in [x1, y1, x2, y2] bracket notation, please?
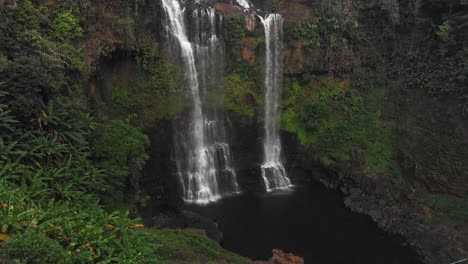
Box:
[213, 2, 242, 16]
[303, 168, 468, 264]
[124, 1, 467, 263]
[254, 249, 304, 264]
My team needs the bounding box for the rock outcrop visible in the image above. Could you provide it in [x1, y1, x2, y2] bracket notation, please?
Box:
[254, 249, 304, 264]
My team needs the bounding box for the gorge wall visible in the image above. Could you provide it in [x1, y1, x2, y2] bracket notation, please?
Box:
[36, 0, 467, 263]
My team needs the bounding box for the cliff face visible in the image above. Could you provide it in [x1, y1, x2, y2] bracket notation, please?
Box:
[23, 0, 466, 263]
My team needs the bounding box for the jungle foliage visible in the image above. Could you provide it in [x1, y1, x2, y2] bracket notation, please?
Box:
[0, 1, 158, 262]
[281, 76, 394, 174]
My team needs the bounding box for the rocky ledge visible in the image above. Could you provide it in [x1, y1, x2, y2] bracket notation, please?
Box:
[310, 170, 467, 264]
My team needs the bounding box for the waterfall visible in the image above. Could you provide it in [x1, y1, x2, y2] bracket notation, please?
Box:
[259, 14, 292, 191]
[162, 0, 239, 204]
[235, 0, 251, 9]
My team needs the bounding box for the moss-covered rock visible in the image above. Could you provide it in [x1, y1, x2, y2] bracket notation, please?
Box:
[152, 229, 251, 264]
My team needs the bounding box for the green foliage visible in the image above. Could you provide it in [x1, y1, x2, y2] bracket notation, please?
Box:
[153, 229, 251, 264]
[0, 101, 104, 205]
[0, 185, 160, 263]
[14, 0, 47, 48]
[17, 0, 41, 31]
[99, 50, 186, 125]
[150, 62, 179, 95]
[0, 231, 70, 264]
[0, 55, 7, 73]
[0, 3, 252, 263]
[95, 120, 149, 173]
[435, 21, 452, 42]
[284, 16, 340, 50]
[225, 17, 246, 63]
[1, 232, 67, 263]
[281, 77, 394, 173]
[0, 94, 159, 262]
[421, 192, 468, 227]
[137, 41, 159, 70]
[396, 85, 468, 181]
[111, 83, 137, 112]
[50, 11, 84, 43]
[402, 50, 467, 96]
[57, 43, 88, 73]
[224, 74, 258, 118]
[94, 120, 149, 199]
[0, 56, 51, 119]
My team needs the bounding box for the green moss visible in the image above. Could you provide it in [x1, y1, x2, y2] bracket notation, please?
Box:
[152, 229, 250, 264]
[102, 55, 187, 127]
[225, 17, 247, 64]
[224, 73, 259, 118]
[94, 120, 150, 202]
[281, 76, 394, 173]
[0, 231, 71, 264]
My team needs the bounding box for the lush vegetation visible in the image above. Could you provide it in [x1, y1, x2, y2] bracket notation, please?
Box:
[281, 76, 394, 174]
[1, 0, 467, 261]
[153, 229, 251, 264]
[0, 1, 246, 263]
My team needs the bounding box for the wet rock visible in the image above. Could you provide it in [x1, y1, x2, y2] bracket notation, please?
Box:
[278, 0, 312, 24]
[245, 14, 257, 31]
[213, 3, 242, 16]
[242, 37, 257, 64]
[311, 170, 468, 264]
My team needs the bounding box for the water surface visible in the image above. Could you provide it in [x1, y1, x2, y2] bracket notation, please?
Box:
[186, 180, 421, 264]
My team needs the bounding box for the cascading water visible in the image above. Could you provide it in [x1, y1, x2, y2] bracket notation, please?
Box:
[235, 0, 251, 9]
[162, 0, 239, 204]
[259, 14, 292, 191]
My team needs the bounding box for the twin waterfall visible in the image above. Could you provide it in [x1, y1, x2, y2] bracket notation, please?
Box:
[162, 0, 290, 204]
[162, 0, 239, 204]
[259, 14, 292, 191]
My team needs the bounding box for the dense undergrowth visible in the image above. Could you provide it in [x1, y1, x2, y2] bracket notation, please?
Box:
[221, 0, 468, 229]
[0, 0, 467, 262]
[0, 1, 247, 263]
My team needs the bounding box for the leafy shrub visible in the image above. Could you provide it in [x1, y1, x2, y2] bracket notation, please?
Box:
[435, 21, 452, 42]
[0, 231, 70, 264]
[95, 120, 149, 176]
[94, 120, 149, 200]
[0, 56, 51, 120]
[224, 74, 258, 118]
[281, 77, 394, 173]
[50, 11, 84, 43]
[154, 229, 250, 264]
[225, 17, 246, 63]
[0, 185, 160, 263]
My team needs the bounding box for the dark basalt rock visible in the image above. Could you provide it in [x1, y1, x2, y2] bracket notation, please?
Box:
[307, 170, 467, 264]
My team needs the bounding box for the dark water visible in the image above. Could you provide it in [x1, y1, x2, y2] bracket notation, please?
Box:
[186, 181, 421, 264]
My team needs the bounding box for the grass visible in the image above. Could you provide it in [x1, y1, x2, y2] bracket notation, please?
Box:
[151, 229, 251, 264]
